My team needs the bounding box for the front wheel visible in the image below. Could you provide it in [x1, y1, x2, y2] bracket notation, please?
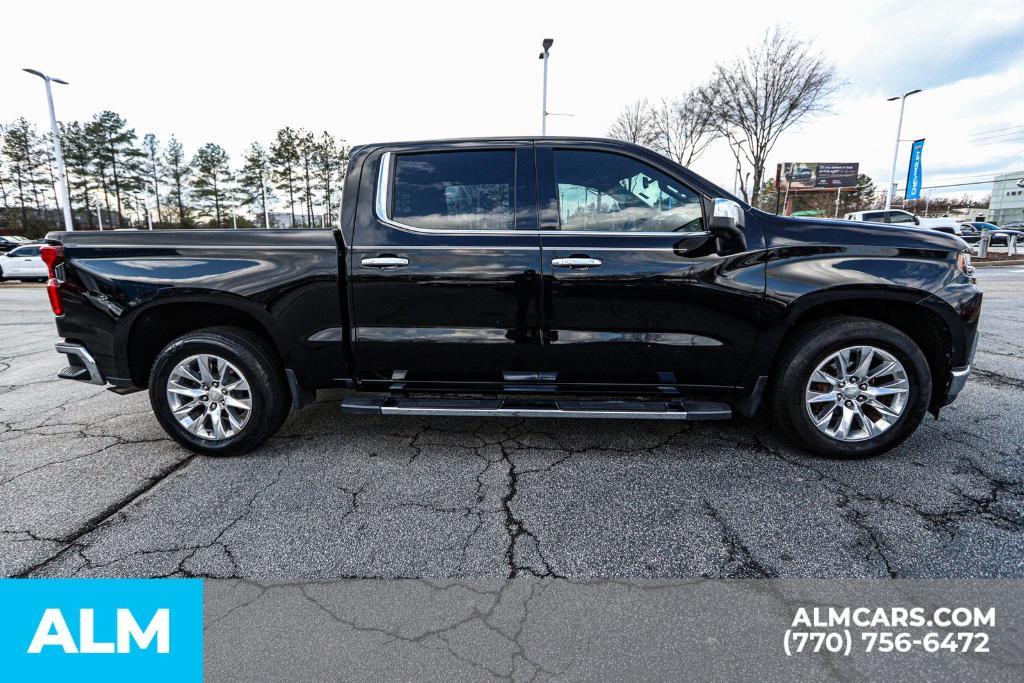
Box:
[149, 327, 289, 456]
[773, 318, 932, 458]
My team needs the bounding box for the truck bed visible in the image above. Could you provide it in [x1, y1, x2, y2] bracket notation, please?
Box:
[47, 229, 347, 393]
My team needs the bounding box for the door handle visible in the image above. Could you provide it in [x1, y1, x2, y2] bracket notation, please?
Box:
[361, 256, 409, 269]
[551, 257, 602, 269]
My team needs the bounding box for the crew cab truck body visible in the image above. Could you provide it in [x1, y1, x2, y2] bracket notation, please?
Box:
[43, 137, 981, 458]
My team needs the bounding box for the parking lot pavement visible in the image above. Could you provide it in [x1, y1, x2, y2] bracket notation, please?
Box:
[1, 271, 1022, 580]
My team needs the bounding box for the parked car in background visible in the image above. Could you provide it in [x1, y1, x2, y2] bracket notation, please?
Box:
[844, 209, 962, 236]
[958, 222, 1024, 246]
[0, 244, 48, 282]
[1000, 221, 1024, 229]
[0, 235, 31, 253]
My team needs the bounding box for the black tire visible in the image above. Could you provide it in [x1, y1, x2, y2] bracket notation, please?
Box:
[148, 326, 289, 456]
[772, 317, 931, 458]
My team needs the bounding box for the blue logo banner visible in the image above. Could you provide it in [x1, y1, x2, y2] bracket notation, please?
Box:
[0, 579, 203, 682]
[905, 138, 925, 199]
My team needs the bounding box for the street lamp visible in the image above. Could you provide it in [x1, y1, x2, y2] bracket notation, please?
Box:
[23, 68, 74, 231]
[539, 38, 553, 135]
[884, 89, 922, 212]
[262, 174, 271, 229]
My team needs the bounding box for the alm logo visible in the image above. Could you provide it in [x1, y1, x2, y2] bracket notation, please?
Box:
[1, 579, 201, 681]
[28, 608, 170, 654]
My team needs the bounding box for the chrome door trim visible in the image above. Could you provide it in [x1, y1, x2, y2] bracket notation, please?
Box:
[360, 256, 410, 268]
[375, 151, 713, 238]
[552, 257, 603, 268]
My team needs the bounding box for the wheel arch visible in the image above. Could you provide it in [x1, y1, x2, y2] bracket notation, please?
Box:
[118, 293, 288, 388]
[769, 289, 953, 411]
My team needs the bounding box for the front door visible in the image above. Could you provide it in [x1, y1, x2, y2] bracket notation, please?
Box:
[538, 145, 763, 391]
[6, 246, 40, 278]
[350, 145, 543, 390]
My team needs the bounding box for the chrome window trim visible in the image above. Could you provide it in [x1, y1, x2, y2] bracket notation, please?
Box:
[52, 244, 337, 250]
[352, 245, 683, 251]
[375, 151, 712, 238]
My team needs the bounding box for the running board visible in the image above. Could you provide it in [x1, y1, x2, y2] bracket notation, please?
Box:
[341, 396, 732, 421]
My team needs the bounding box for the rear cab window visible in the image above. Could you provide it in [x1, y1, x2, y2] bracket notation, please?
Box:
[390, 150, 516, 231]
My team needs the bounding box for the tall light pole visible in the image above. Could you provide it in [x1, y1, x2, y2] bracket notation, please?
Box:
[539, 38, 553, 135]
[884, 89, 922, 212]
[262, 173, 271, 229]
[24, 68, 74, 231]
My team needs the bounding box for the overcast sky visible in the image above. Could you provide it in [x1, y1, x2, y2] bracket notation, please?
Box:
[2, 0, 1022, 202]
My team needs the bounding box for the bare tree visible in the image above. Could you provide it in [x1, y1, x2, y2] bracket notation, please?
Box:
[607, 99, 657, 147]
[700, 26, 840, 204]
[650, 94, 719, 167]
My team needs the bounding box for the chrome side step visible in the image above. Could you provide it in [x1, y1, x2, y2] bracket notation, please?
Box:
[341, 396, 732, 421]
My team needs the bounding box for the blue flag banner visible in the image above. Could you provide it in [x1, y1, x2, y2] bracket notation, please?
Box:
[0, 579, 203, 682]
[905, 138, 925, 200]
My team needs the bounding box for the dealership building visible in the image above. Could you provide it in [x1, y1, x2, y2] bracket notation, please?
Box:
[988, 171, 1024, 225]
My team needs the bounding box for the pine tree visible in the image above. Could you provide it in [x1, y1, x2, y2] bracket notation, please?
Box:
[191, 143, 231, 227]
[61, 121, 97, 228]
[163, 136, 191, 226]
[143, 133, 163, 224]
[270, 127, 300, 227]
[296, 129, 316, 227]
[313, 132, 347, 228]
[1, 117, 45, 227]
[83, 118, 113, 223]
[90, 111, 146, 227]
[237, 142, 274, 228]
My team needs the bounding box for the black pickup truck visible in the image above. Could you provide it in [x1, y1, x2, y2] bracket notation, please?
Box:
[42, 137, 981, 458]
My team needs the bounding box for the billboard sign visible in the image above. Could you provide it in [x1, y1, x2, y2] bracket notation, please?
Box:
[777, 162, 860, 190]
[905, 139, 925, 200]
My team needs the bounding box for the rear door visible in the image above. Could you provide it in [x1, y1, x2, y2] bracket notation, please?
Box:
[349, 144, 543, 390]
[537, 144, 763, 391]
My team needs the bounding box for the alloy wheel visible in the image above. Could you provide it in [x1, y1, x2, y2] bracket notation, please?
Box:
[804, 345, 910, 442]
[166, 353, 252, 440]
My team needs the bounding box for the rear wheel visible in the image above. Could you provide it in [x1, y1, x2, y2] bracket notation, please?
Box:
[773, 317, 931, 458]
[149, 327, 289, 456]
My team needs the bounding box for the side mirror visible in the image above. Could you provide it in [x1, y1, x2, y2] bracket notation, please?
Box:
[913, 216, 920, 225]
[709, 198, 747, 253]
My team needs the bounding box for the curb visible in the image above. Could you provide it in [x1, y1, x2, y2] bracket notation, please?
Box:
[974, 260, 1024, 268]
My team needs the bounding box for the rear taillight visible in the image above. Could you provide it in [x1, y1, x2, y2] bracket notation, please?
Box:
[39, 244, 64, 316]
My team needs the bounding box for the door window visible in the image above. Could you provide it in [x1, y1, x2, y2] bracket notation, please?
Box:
[391, 150, 515, 231]
[10, 246, 40, 257]
[553, 150, 704, 233]
[886, 211, 916, 224]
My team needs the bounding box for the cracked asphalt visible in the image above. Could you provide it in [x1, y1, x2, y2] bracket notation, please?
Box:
[2, 270, 1022, 580]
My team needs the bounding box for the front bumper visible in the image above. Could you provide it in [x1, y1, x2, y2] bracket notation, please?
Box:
[939, 322, 979, 407]
[943, 365, 971, 406]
